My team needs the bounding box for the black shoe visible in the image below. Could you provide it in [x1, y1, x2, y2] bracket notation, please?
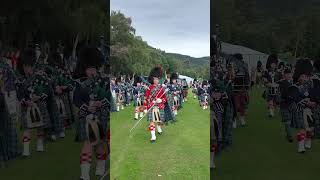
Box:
[287, 136, 293, 143]
[150, 139, 156, 143]
[158, 132, 162, 135]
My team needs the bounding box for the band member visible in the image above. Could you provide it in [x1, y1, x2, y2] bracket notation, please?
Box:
[256, 61, 264, 87]
[230, 54, 249, 127]
[0, 59, 21, 166]
[46, 52, 74, 139]
[182, 78, 188, 102]
[263, 54, 281, 117]
[312, 60, 320, 138]
[73, 47, 107, 179]
[144, 66, 168, 142]
[16, 48, 51, 157]
[288, 59, 316, 153]
[133, 76, 145, 120]
[199, 81, 209, 110]
[115, 77, 124, 112]
[278, 67, 294, 142]
[110, 77, 118, 112]
[192, 79, 198, 99]
[168, 73, 180, 116]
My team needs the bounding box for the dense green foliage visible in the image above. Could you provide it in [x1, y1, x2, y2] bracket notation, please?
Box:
[212, 0, 320, 61]
[0, 0, 109, 50]
[111, 11, 209, 79]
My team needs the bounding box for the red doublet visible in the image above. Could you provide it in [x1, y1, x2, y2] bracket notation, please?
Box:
[144, 84, 167, 110]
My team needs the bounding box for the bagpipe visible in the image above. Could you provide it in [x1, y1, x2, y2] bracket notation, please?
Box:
[55, 67, 75, 92]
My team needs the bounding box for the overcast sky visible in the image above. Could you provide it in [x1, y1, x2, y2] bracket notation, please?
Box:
[111, 0, 210, 58]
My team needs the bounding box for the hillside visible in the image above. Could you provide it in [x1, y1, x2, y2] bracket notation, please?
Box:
[211, 0, 320, 58]
[165, 53, 210, 67]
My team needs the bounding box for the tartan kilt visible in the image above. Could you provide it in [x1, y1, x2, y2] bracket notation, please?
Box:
[164, 95, 176, 122]
[147, 106, 165, 122]
[5, 114, 21, 159]
[48, 96, 63, 133]
[20, 101, 51, 130]
[291, 110, 304, 129]
[280, 108, 292, 123]
[53, 94, 73, 129]
[0, 111, 21, 162]
[75, 108, 108, 142]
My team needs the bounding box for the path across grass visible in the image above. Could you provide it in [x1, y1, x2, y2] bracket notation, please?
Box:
[110, 90, 210, 179]
[212, 87, 320, 180]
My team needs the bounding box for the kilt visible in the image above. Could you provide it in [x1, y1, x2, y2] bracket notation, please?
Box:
[280, 108, 291, 123]
[170, 95, 180, 108]
[164, 95, 176, 122]
[48, 96, 63, 134]
[233, 92, 247, 115]
[291, 110, 304, 129]
[75, 108, 108, 142]
[0, 107, 20, 162]
[147, 106, 165, 122]
[21, 101, 51, 130]
[54, 94, 73, 129]
[312, 106, 320, 138]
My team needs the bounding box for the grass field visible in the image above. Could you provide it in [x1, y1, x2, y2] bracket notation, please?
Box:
[0, 127, 109, 180]
[212, 87, 320, 180]
[110, 90, 210, 180]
